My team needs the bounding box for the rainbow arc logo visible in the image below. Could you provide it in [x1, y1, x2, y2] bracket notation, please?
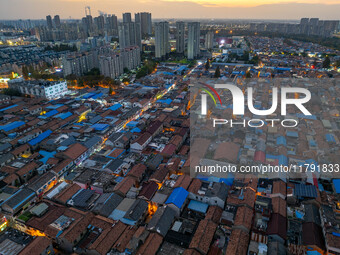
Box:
[200, 83, 223, 106]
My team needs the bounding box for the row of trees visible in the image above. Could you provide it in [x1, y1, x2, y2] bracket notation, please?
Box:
[136, 60, 157, 79]
[66, 68, 120, 88]
[44, 44, 77, 52]
[22, 64, 60, 80]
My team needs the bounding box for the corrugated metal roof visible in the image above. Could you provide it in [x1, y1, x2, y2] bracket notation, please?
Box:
[332, 179, 340, 194]
[55, 112, 72, 120]
[294, 184, 317, 198]
[165, 187, 188, 208]
[0, 121, 25, 132]
[28, 130, 53, 146]
[40, 109, 59, 118]
[109, 104, 122, 111]
[188, 200, 209, 213]
[0, 104, 18, 112]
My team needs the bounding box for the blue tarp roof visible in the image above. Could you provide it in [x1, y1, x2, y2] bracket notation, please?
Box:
[332, 179, 340, 194]
[297, 159, 318, 169]
[55, 112, 72, 120]
[92, 93, 103, 99]
[46, 104, 64, 109]
[188, 200, 209, 213]
[306, 250, 321, 255]
[109, 104, 123, 111]
[0, 121, 25, 132]
[40, 109, 59, 118]
[295, 210, 304, 219]
[309, 140, 317, 147]
[157, 98, 172, 105]
[296, 113, 317, 120]
[326, 134, 336, 143]
[28, 130, 53, 146]
[109, 209, 125, 220]
[165, 187, 188, 208]
[177, 65, 187, 72]
[131, 127, 141, 133]
[82, 92, 96, 99]
[275, 67, 291, 71]
[126, 121, 138, 127]
[196, 173, 234, 186]
[39, 150, 56, 164]
[160, 71, 174, 75]
[0, 104, 18, 112]
[276, 136, 287, 146]
[91, 123, 109, 131]
[266, 154, 288, 166]
[286, 131, 299, 138]
[294, 184, 317, 198]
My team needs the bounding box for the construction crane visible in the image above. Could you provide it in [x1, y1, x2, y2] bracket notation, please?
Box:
[85, 6, 91, 16]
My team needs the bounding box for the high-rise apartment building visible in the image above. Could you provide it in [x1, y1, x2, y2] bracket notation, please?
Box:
[187, 22, 200, 59]
[46, 15, 53, 30]
[123, 13, 132, 23]
[135, 12, 152, 37]
[155, 21, 169, 59]
[176, 21, 185, 54]
[119, 12, 142, 49]
[118, 22, 137, 49]
[205, 31, 214, 50]
[107, 15, 118, 36]
[53, 15, 61, 28]
[99, 46, 141, 79]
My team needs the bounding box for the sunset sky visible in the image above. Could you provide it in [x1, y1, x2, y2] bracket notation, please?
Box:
[0, 0, 339, 20]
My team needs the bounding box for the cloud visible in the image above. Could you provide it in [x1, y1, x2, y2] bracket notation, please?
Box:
[0, 0, 339, 19]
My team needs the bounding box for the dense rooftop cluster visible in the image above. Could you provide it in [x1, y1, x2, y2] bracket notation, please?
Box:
[0, 35, 339, 255]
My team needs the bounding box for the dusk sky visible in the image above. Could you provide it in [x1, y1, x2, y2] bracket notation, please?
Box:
[0, 0, 340, 20]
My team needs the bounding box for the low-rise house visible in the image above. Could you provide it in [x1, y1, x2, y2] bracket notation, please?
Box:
[147, 205, 177, 237]
[59, 143, 88, 166]
[1, 188, 36, 215]
[189, 219, 217, 255]
[165, 187, 189, 216]
[127, 163, 147, 183]
[130, 132, 152, 152]
[51, 159, 73, 177]
[188, 182, 229, 209]
[18, 236, 54, 255]
[27, 171, 57, 196]
[121, 199, 148, 226]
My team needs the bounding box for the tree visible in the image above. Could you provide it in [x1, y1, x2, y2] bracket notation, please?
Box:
[214, 66, 221, 78]
[22, 65, 28, 80]
[335, 60, 340, 69]
[323, 56, 331, 69]
[249, 55, 260, 66]
[122, 77, 130, 84]
[205, 59, 210, 70]
[2, 88, 22, 97]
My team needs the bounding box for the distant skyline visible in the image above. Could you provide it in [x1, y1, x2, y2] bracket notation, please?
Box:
[0, 0, 339, 20]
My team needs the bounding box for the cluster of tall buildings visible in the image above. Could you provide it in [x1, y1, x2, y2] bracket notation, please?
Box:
[99, 46, 141, 79]
[46, 15, 61, 30]
[36, 11, 152, 46]
[250, 18, 340, 37]
[155, 21, 201, 60]
[62, 45, 141, 79]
